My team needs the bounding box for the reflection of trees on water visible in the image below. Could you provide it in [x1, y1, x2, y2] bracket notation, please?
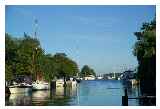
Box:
[7, 93, 32, 106]
[122, 81, 140, 106]
[122, 81, 140, 97]
[49, 86, 77, 105]
[138, 96, 156, 106]
[122, 81, 155, 106]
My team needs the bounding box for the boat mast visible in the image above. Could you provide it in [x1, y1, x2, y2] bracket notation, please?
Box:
[33, 18, 38, 80]
[34, 19, 38, 39]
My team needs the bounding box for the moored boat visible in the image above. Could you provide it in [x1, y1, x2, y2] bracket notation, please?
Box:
[32, 80, 49, 90]
[97, 76, 103, 80]
[56, 79, 64, 87]
[84, 75, 95, 80]
[8, 83, 32, 94]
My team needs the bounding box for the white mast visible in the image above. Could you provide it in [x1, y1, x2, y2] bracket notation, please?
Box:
[34, 19, 38, 39]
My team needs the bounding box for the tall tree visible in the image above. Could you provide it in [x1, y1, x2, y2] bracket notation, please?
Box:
[5, 33, 43, 80]
[16, 34, 43, 78]
[133, 18, 156, 95]
[5, 33, 18, 81]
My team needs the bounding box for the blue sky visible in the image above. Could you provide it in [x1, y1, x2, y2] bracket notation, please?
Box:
[6, 5, 155, 74]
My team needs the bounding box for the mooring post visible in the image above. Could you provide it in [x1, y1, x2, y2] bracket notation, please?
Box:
[122, 89, 128, 106]
[50, 80, 56, 90]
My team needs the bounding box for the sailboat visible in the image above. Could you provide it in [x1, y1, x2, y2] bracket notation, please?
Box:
[31, 19, 49, 90]
[32, 73, 49, 90]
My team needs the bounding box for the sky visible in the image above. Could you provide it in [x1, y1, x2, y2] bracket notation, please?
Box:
[5, 5, 155, 74]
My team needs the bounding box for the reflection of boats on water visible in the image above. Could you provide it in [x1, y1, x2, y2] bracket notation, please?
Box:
[32, 90, 49, 99]
[7, 76, 78, 106]
[8, 83, 32, 94]
[8, 93, 32, 106]
[54, 78, 77, 96]
[55, 85, 77, 97]
[55, 86, 65, 96]
[32, 91, 50, 105]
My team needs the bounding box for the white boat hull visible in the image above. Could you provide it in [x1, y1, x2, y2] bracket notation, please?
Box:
[97, 77, 103, 79]
[84, 77, 95, 80]
[9, 87, 32, 94]
[56, 81, 64, 87]
[32, 83, 49, 90]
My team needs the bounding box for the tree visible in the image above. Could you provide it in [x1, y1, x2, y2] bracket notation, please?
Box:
[5, 64, 14, 81]
[5, 33, 79, 83]
[16, 34, 43, 78]
[39, 54, 57, 82]
[5, 33, 18, 81]
[133, 18, 156, 95]
[80, 65, 96, 77]
[5, 33, 43, 81]
[53, 53, 79, 79]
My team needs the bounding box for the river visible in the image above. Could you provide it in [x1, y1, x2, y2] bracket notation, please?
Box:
[6, 80, 142, 106]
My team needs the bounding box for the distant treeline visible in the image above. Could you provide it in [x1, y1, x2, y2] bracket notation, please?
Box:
[133, 17, 156, 96]
[5, 33, 95, 82]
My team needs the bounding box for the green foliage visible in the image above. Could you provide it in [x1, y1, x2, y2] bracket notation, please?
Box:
[5, 33, 18, 81]
[39, 54, 56, 81]
[5, 33, 79, 82]
[80, 65, 96, 77]
[53, 53, 79, 78]
[133, 18, 156, 77]
[133, 18, 156, 95]
[5, 64, 14, 81]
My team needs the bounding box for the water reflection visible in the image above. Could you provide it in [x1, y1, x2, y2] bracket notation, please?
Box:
[49, 86, 77, 106]
[122, 81, 140, 97]
[6, 85, 77, 106]
[6, 80, 145, 106]
[7, 93, 32, 106]
[32, 91, 50, 106]
[122, 81, 140, 106]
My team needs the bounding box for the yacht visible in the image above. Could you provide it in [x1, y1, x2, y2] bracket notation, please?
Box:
[32, 80, 49, 90]
[84, 75, 95, 80]
[97, 76, 103, 80]
[8, 82, 32, 94]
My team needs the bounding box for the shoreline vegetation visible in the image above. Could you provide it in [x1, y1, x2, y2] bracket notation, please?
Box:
[5, 33, 96, 84]
[133, 18, 156, 96]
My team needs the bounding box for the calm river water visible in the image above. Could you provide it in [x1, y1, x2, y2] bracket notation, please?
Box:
[6, 80, 141, 106]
